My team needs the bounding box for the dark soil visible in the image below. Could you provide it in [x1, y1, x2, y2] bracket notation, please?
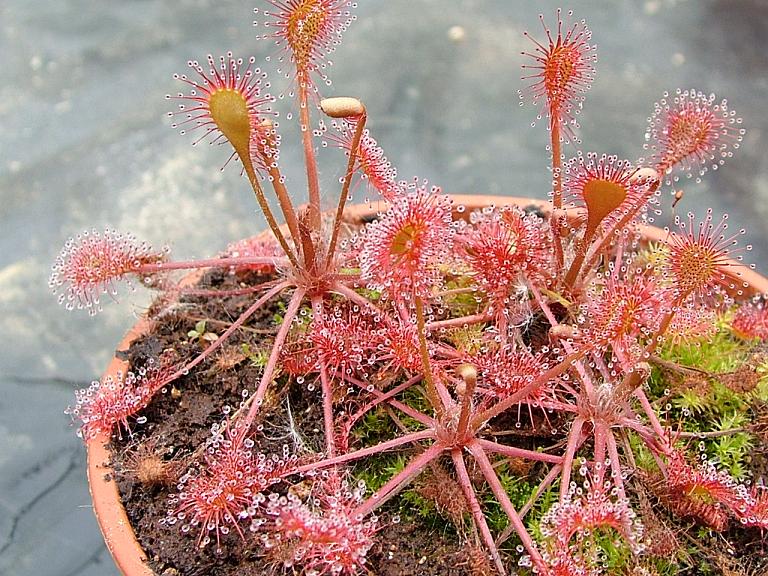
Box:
[110, 267, 476, 576]
[105, 264, 768, 576]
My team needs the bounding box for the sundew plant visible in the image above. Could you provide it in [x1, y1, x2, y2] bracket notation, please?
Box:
[51, 3, 768, 575]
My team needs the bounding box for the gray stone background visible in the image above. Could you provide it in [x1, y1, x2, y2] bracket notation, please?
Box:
[0, 0, 766, 574]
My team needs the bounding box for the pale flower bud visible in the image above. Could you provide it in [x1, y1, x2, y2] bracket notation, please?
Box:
[320, 97, 366, 118]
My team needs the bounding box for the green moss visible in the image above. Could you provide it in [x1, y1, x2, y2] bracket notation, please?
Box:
[649, 323, 760, 480]
[481, 464, 537, 534]
[348, 386, 456, 530]
[438, 272, 483, 318]
[347, 305, 763, 574]
[657, 324, 749, 374]
[710, 412, 753, 478]
[671, 388, 709, 415]
[271, 299, 288, 325]
[240, 343, 268, 367]
[752, 359, 768, 402]
[351, 407, 397, 445]
[626, 432, 658, 472]
[442, 323, 487, 354]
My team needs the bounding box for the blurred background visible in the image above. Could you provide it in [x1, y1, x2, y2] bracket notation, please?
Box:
[0, 0, 766, 574]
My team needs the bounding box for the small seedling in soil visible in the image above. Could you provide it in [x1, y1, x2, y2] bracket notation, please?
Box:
[187, 320, 219, 348]
[241, 343, 269, 368]
[53, 3, 768, 576]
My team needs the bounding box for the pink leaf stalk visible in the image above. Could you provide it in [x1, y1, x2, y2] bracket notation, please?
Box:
[256, 0, 358, 230]
[325, 120, 403, 201]
[225, 234, 282, 275]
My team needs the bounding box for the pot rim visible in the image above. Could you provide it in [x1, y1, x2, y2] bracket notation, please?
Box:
[86, 194, 768, 576]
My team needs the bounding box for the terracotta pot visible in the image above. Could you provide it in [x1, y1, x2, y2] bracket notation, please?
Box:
[88, 319, 157, 576]
[86, 194, 768, 575]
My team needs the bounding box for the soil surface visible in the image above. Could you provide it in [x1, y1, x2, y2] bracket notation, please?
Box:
[111, 267, 478, 576]
[107, 264, 768, 576]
